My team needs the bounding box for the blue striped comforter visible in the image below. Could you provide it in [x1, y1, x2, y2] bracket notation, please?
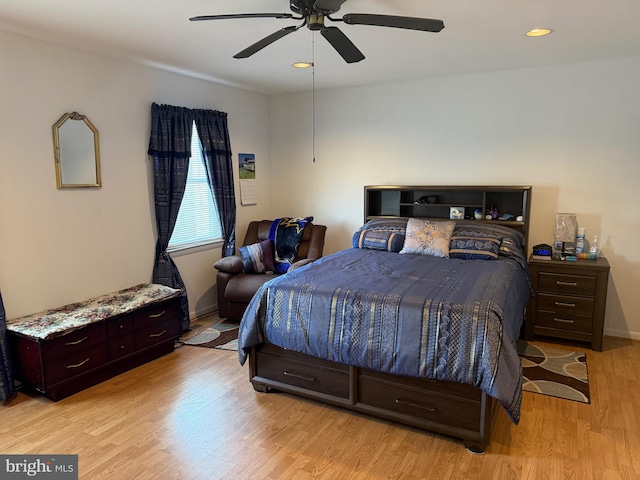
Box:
[238, 248, 531, 423]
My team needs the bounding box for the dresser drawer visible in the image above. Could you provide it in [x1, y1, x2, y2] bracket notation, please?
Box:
[536, 311, 593, 333]
[108, 336, 136, 360]
[134, 302, 181, 349]
[43, 323, 106, 363]
[358, 376, 481, 431]
[537, 293, 594, 317]
[107, 315, 134, 337]
[254, 350, 350, 399]
[44, 344, 109, 385]
[538, 272, 596, 296]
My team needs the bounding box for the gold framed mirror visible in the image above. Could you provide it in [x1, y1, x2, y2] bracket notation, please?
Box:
[53, 112, 101, 188]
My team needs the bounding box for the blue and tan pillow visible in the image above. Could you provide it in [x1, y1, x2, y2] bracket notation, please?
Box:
[352, 228, 405, 252]
[238, 239, 275, 273]
[399, 218, 456, 257]
[451, 221, 528, 267]
[449, 231, 503, 260]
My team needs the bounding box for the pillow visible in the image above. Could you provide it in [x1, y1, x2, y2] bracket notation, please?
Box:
[269, 216, 313, 273]
[238, 239, 275, 274]
[360, 218, 408, 234]
[399, 218, 456, 257]
[451, 221, 528, 268]
[449, 231, 503, 260]
[352, 228, 405, 252]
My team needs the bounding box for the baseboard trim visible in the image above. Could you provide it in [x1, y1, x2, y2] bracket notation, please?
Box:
[189, 303, 218, 322]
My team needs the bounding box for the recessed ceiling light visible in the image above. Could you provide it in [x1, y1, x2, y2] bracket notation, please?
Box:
[292, 62, 313, 68]
[525, 28, 553, 37]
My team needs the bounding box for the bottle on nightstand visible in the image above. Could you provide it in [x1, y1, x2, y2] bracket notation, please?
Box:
[590, 235, 600, 257]
[576, 228, 586, 254]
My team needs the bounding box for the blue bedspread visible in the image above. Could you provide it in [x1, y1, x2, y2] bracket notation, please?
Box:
[238, 248, 531, 423]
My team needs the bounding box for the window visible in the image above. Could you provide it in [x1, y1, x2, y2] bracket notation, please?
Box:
[168, 122, 223, 251]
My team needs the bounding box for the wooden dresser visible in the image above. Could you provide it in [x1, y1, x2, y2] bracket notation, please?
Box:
[7, 284, 182, 401]
[525, 256, 610, 351]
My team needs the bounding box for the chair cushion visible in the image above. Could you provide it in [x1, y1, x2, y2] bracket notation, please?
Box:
[225, 273, 279, 303]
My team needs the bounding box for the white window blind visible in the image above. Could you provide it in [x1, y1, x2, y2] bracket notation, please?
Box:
[168, 123, 223, 250]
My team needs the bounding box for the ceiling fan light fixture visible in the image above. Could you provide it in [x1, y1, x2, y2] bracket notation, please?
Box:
[525, 28, 553, 37]
[292, 61, 313, 68]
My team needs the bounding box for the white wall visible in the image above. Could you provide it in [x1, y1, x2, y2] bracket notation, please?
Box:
[269, 56, 640, 340]
[3, 28, 639, 341]
[0, 30, 272, 319]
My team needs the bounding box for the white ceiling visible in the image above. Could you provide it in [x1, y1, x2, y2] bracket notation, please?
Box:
[2, 0, 640, 95]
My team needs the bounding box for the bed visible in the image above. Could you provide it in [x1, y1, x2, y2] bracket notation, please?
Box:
[237, 206, 531, 453]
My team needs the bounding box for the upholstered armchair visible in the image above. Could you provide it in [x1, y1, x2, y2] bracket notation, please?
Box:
[214, 219, 327, 320]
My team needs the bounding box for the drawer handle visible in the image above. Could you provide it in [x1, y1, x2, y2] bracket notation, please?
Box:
[554, 317, 575, 324]
[554, 302, 576, 308]
[149, 310, 166, 318]
[149, 329, 167, 338]
[556, 281, 578, 287]
[395, 398, 436, 412]
[283, 371, 317, 382]
[66, 358, 90, 369]
[65, 336, 88, 346]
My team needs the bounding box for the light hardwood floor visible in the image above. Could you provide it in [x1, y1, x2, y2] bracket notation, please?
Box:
[2, 319, 640, 480]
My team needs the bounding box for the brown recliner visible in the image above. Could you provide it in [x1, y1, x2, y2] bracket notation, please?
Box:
[214, 220, 327, 320]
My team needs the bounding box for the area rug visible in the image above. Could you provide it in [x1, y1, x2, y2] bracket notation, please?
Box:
[183, 322, 239, 350]
[518, 341, 590, 403]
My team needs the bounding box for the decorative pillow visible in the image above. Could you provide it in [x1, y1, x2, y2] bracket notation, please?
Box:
[352, 228, 405, 252]
[238, 239, 275, 274]
[449, 231, 503, 260]
[452, 221, 528, 268]
[360, 218, 408, 234]
[269, 216, 313, 273]
[399, 218, 456, 257]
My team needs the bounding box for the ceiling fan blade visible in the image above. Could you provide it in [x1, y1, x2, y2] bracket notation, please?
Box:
[314, 0, 348, 13]
[321, 27, 365, 63]
[342, 14, 445, 32]
[233, 26, 299, 59]
[190, 13, 294, 21]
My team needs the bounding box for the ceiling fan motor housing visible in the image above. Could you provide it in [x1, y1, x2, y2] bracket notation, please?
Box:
[307, 13, 325, 30]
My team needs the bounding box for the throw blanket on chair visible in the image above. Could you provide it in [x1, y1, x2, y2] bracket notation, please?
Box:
[269, 217, 312, 273]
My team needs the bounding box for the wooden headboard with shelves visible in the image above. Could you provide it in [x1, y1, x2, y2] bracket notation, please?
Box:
[364, 185, 532, 246]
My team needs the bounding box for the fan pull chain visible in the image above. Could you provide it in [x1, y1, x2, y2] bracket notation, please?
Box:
[312, 32, 316, 163]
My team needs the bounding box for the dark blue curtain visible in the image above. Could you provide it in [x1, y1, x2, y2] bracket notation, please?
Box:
[193, 109, 236, 257]
[148, 103, 193, 331]
[1, 291, 16, 401]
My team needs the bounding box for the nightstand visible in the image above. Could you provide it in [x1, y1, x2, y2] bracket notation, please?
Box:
[524, 256, 610, 351]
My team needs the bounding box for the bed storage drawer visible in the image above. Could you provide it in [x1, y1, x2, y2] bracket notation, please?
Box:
[253, 345, 350, 399]
[358, 375, 482, 431]
[359, 368, 481, 401]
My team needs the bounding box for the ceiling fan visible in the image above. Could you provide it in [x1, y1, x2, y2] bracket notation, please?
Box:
[190, 0, 445, 64]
